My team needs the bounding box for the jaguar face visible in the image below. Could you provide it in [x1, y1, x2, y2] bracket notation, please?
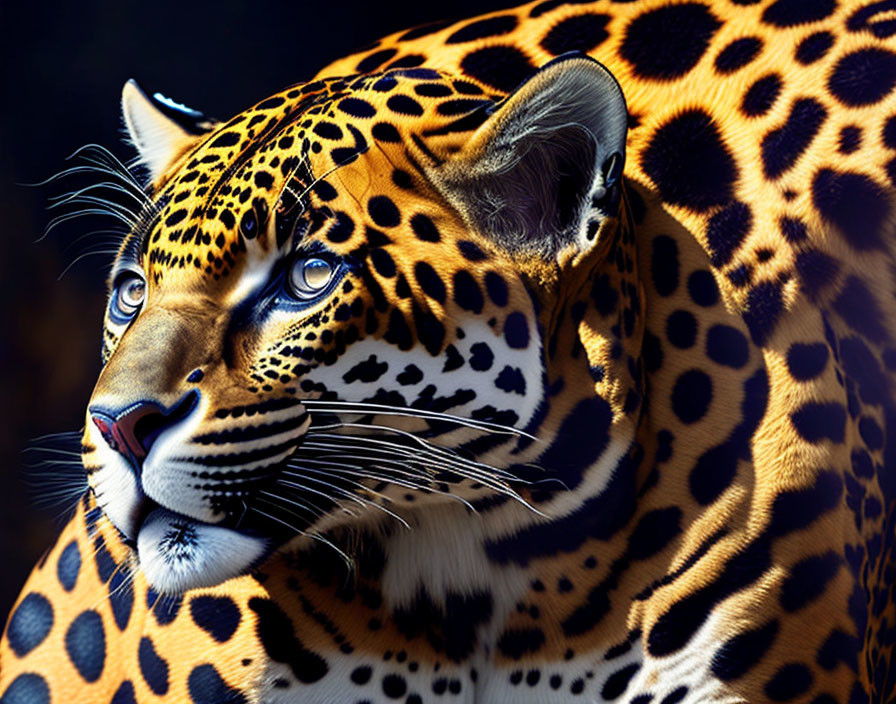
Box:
[80, 56, 628, 593]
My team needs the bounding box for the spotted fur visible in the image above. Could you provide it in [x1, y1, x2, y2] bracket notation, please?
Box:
[3, 0, 896, 702]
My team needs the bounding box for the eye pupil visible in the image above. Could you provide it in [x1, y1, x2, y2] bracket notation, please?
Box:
[113, 273, 146, 320]
[303, 259, 332, 288]
[288, 256, 336, 299]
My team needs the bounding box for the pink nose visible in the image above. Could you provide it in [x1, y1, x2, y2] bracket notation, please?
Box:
[91, 403, 164, 462]
[90, 391, 199, 465]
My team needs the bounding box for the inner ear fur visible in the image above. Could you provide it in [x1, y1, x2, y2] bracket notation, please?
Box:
[428, 56, 628, 260]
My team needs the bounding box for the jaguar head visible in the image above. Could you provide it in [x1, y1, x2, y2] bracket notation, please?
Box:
[81, 56, 630, 593]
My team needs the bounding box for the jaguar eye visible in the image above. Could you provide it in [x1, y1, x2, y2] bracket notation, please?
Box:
[288, 257, 336, 299]
[114, 274, 146, 318]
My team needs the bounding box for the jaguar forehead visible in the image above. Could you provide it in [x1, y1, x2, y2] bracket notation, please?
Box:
[137, 70, 495, 290]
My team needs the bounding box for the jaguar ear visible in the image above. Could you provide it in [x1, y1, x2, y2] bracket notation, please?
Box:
[430, 56, 627, 260]
[121, 80, 217, 182]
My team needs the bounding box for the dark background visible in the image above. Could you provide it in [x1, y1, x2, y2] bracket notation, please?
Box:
[0, 0, 518, 621]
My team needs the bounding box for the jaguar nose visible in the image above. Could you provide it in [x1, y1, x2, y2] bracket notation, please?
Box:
[90, 390, 199, 466]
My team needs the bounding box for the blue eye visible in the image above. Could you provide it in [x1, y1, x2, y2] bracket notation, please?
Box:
[111, 273, 145, 323]
[288, 257, 336, 299]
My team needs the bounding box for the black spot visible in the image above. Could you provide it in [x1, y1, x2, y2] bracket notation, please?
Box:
[860, 415, 884, 449]
[147, 589, 182, 626]
[651, 235, 679, 296]
[0, 674, 50, 704]
[497, 628, 545, 659]
[326, 211, 355, 244]
[370, 248, 396, 278]
[662, 687, 689, 704]
[385, 309, 413, 350]
[621, 3, 720, 79]
[795, 249, 839, 298]
[458, 240, 487, 261]
[838, 125, 862, 154]
[743, 280, 783, 347]
[338, 97, 377, 118]
[410, 213, 440, 242]
[368, 196, 401, 228]
[601, 663, 641, 699]
[164, 209, 187, 227]
[188, 664, 247, 704]
[832, 276, 890, 344]
[351, 666, 372, 685]
[841, 337, 888, 405]
[742, 74, 782, 117]
[780, 552, 841, 611]
[485, 272, 508, 307]
[248, 598, 328, 683]
[688, 270, 719, 306]
[470, 342, 494, 371]
[769, 470, 843, 537]
[884, 114, 896, 149]
[56, 539, 80, 591]
[641, 110, 738, 212]
[711, 620, 779, 680]
[629, 507, 682, 560]
[446, 15, 518, 43]
[765, 663, 813, 701]
[138, 637, 169, 694]
[384, 365, 418, 390]
[414, 262, 446, 303]
[415, 83, 452, 98]
[829, 48, 896, 106]
[356, 49, 398, 73]
[496, 365, 526, 394]
[791, 402, 846, 443]
[110, 681, 137, 704]
[541, 13, 610, 55]
[460, 45, 536, 93]
[66, 610, 106, 683]
[254, 171, 274, 190]
[648, 538, 772, 656]
[312, 121, 342, 140]
[386, 95, 424, 116]
[393, 589, 492, 662]
[504, 312, 530, 349]
[761, 98, 827, 178]
[536, 397, 612, 491]
[779, 216, 808, 243]
[190, 596, 242, 643]
[382, 673, 408, 698]
[371, 123, 401, 143]
[209, 132, 240, 148]
[715, 37, 762, 73]
[666, 310, 697, 349]
[706, 325, 749, 368]
[7, 593, 53, 657]
[812, 169, 889, 251]
[796, 31, 834, 64]
[706, 201, 752, 267]
[108, 568, 134, 631]
[786, 342, 829, 381]
[672, 369, 712, 423]
[762, 0, 835, 26]
[453, 270, 484, 313]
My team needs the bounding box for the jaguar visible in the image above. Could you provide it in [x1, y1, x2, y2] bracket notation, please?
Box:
[3, 0, 896, 702]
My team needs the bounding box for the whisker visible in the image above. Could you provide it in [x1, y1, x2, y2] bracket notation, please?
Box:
[303, 399, 537, 440]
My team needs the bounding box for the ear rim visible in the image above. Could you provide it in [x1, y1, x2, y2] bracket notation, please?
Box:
[426, 55, 629, 260]
[463, 54, 628, 170]
[121, 79, 216, 183]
